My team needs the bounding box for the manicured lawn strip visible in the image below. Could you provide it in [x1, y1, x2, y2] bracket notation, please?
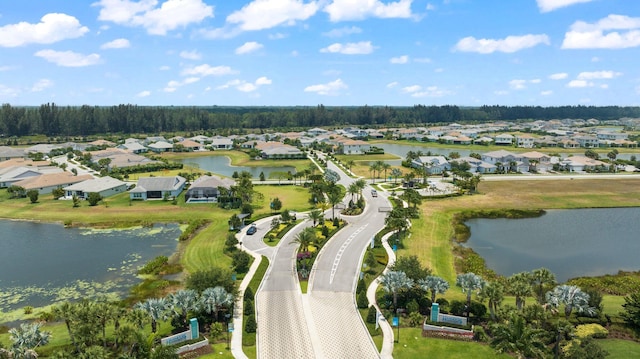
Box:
[599, 338, 640, 357]
[160, 150, 313, 174]
[392, 328, 512, 359]
[253, 185, 313, 214]
[241, 256, 269, 359]
[182, 216, 232, 273]
[358, 308, 383, 351]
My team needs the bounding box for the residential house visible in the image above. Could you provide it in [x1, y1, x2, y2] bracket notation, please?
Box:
[411, 156, 451, 175]
[494, 134, 514, 146]
[515, 134, 536, 148]
[574, 135, 599, 148]
[177, 139, 204, 151]
[454, 157, 497, 174]
[185, 175, 235, 203]
[13, 172, 93, 194]
[118, 142, 148, 154]
[473, 136, 494, 145]
[144, 136, 167, 145]
[0, 165, 62, 188]
[558, 138, 580, 148]
[210, 138, 234, 150]
[307, 127, 328, 136]
[0, 146, 27, 161]
[88, 139, 116, 147]
[520, 151, 552, 172]
[257, 142, 305, 159]
[333, 138, 371, 155]
[559, 156, 607, 172]
[147, 141, 174, 153]
[596, 131, 628, 141]
[129, 176, 186, 200]
[482, 150, 528, 172]
[63, 176, 128, 199]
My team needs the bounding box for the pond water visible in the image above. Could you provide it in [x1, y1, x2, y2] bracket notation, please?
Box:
[0, 221, 180, 311]
[180, 155, 296, 178]
[465, 208, 640, 282]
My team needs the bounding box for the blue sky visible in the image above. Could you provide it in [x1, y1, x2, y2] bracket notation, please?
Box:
[0, 0, 639, 107]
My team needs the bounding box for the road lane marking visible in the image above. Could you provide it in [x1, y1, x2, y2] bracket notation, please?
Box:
[329, 224, 368, 284]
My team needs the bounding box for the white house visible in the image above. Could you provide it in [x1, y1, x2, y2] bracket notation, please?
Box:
[515, 134, 536, 148]
[411, 156, 451, 175]
[63, 176, 128, 199]
[494, 133, 514, 146]
[130, 176, 186, 200]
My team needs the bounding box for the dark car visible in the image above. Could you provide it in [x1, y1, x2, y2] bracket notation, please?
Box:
[247, 224, 257, 235]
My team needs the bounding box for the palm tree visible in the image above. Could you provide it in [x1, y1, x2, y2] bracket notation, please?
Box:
[354, 179, 366, 201]
[8, 322, 51, 358]
[290, 226, 316, 253]
[531, 267, 556, 304]
[52, 301, 79, 353]
[385, 208, 408, 241]
[199, 286, 234, 323]
[308, 209, 324, 227]
[546, 285, 596, 319]
[456, 272, 485, 318]
[134, 298, 168, 333]
[417, 275, 450, 303]
[479, 281, 504, 321]
[381, 162, 391, 181]
[402, 188, 422, 208]
[508, 272, 533, 311]
[368, 164, 377, 183]
[167, 289, 199, 330]
[380, 270, 414, 311]
[391, 168, 402, 184]
[346, 160, 355, 174]
[490, 312, 548, 359]
[347, 183, 358, 203]
[326, 187, 342, 219]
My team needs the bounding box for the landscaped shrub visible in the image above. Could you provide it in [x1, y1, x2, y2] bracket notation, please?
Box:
[406, 300, 420, 315]
[232, 251, 251, 273]
[366, 306, 377, 324]
[474, 325, 489, 342]
[575, 324, 609, 339]
[356, 278, 366, 294]
[245, 314, 256, 333]
[244, 299, 254, 315]
[357, 290, 368, 309]
[408, 312, 424, 327]
[244, 287, 254, 301]
[138, 255, 169, 275]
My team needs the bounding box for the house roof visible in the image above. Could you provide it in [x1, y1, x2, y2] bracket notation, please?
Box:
[520, 151, 550, 160]
[63, 176, 127, 192]
[132, 176, 186, 192]
[148, 141, 174, 149]
[483, 150, 517, 159]
[14, 172, 93, 190]
[178, 139, 202, 148]
[0, 158, 49, 168]
[189, 175, 235, 189]
[0, 146, 26, 159]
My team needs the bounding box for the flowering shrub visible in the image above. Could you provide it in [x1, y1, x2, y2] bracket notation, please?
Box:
[575, 323, 609, 339]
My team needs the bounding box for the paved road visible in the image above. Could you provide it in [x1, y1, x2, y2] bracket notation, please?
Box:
[306, 157, 386, 359]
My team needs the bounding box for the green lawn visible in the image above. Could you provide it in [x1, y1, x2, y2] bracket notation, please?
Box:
[392, 328, 511, 359]
[599, 338, 640, 357]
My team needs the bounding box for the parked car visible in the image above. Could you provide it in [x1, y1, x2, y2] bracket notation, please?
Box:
[247, 224, 257, 235]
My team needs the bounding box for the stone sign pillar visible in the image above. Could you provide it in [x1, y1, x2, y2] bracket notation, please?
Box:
[430, 302, 439, 322]
[190, 318, 199, 340]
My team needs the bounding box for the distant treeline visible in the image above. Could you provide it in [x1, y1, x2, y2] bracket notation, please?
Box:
[1, 103, 639, 137]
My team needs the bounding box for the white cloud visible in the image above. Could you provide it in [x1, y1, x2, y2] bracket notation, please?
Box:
[426, 3, 436, 11]
[411, 86, 451, 98]
[324, 0, 413, 22]
[159, 65, 171, 71]
[509, 79, 527, 90]
[0, 84, 20, 98]
[137, 90, 151, 97]
[0, 13, 88, 47]
[322, 26, 362, 37]
[577, 70, 622, 80]
[181, 64, 236, 76]
[530, 78, 541, 84]
[562, 15, 640, 49]
[217, 76, 272, 92]
[549, 72, 568, 80]
[402, 85, 421, 93]
[34, 50, 101, 67]
[235, 41, 264, 54]
[541, 90, 553, 96]
[31, 79, 53, 92]
[494, 90, 509, 95]
[304, 78, 347, 95]
[390, 55, 409, 64]
[183, 77, 200, 84]
[180, 50, 202, 60]
[226, 0, 319, 31]
[101, 38, 131, 49]
[567, 80, 594, 88]
[94, 0, 214, 35]
[387, 81, 398, 88]
[455, 34, 550, 54]
[0, 65, 17, 72]
[536, 0, 593, 13]
[320, 41, 375, 54]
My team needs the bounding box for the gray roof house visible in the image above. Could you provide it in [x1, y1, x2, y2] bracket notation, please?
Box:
[185, 175, 235, 203]
[0, 166, 63, 188]
[411, 156, 451, 175]
[63, 176, 128, 199]
[130, 176, 186, 200]
[0, 146, 27, 161]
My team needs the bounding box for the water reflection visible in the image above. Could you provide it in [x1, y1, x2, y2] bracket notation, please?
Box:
[181, 155, 296, 178]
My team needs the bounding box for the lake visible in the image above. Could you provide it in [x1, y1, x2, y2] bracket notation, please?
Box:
[0, 221, 180, 312]
[180, 155, 296, 178]
[465, 207, 640, 282]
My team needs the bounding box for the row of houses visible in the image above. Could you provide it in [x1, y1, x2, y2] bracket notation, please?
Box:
[411, 149, 610, 174]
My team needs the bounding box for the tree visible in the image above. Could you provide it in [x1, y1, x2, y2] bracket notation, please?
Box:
[479, 281, 504, 321]
[531, 267, 556, 304]
[26, 190, 38, 203]
[270, 197, 282, 212]
[134, 298, 167, 333]
[621, 291, 640, 334]
[418, 276, 450, 303]
[52, 187, 65, 200]
[381, 162, 391, 181]
[391, 255, 431, 281]
[380, 270, 414, 311]
[385, 208, 408, 241]
[290, 227, 316, 253]
[232, 250, 251, 273]
[199, 286, 234, 323]
[324, 168, 340, 184]
[259, 171, 265, 181]
[308, 209, 324, 227]
[391, 168, 402, 184]
[508, 272, 533, 311]
[456, 272, 485, 318]
[167, 289, 199, 331]
[402, 188, 422, 208]
[87, 192, 102, 206]
[546, 285, 596, 319]
[52, 302, 79, 353]
[8, 322, 51, 357]
[228, 214, 242, 231]
[326, 185, 342, 219]
[72, 194, 80, 208]
[186, 267, 236, 294]
[7, 185, 26, 199]
[489, 312, 548, 359]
